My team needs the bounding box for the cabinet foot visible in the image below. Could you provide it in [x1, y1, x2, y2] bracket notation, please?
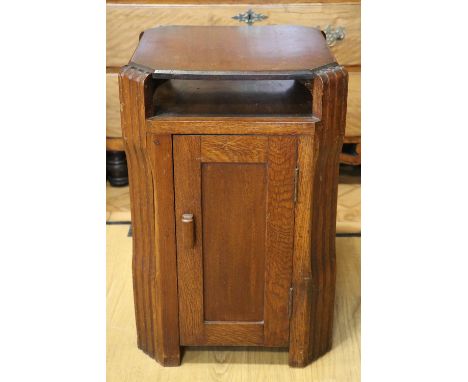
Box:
[288, 343, 331, 367]
[137, 342, 181, 367]
[158, 354, 181, 367]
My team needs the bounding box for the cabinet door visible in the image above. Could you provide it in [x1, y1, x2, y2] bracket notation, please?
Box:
[174, 135, 297, 347]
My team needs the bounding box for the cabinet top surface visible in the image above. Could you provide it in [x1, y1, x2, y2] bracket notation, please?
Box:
[129, 25, 337, 79]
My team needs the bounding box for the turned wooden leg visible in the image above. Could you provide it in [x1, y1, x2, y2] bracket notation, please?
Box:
[289, 66, 348, 367]
[106, 150, 128, 187]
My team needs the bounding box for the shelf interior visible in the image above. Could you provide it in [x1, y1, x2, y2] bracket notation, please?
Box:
[152, 79, 313, 118]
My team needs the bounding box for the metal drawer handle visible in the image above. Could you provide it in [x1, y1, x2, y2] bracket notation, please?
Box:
[321, 25, 346, 47]
[232, 9, 268, 25]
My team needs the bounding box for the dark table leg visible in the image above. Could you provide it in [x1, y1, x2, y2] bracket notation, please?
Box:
[106, 151, 128, 187]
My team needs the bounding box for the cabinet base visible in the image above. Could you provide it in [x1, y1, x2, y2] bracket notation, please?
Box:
[138, 344, 332, 368]
[288, 343, 332, 368]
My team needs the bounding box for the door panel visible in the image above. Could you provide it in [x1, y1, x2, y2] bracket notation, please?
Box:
[202, 163, 267, 322]
[174, 135, 296, 347]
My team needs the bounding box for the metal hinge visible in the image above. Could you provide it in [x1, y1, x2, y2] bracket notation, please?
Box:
[293, 167, 299, 203]
[288, 287, 293, 319]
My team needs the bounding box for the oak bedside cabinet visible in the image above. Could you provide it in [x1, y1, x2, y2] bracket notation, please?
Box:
[119, 25, 348, 368]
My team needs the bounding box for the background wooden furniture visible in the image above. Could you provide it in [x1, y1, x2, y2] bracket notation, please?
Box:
[120, 25, 348, 367]
[106, 0, 361, 184]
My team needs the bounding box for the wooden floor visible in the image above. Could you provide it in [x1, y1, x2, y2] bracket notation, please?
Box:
[107, 225, 360, 381]
[107, 182, 361, 233]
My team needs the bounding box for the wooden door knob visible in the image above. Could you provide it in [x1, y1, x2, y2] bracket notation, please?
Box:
[181, 213, 193, 223]
[181, 213, 194, 248]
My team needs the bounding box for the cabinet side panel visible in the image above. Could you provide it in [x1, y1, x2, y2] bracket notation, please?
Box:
[120, 66, 180, 366]
[289, 66, 347, 367]
[146, 134, 181, 365]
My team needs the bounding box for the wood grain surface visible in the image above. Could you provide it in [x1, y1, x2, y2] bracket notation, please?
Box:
[201, 136, 268, 163]
[118, 29, 350, 366]
[173, 135, 205, 345]
[108, 0, 360, 4]
[131, 25, 335, 75]
[202, 163, 267, 322]
[106, 72, 360, 138]
[289, 65, 348, 366]
[346, 71, 360, 137]
[263, 137, 297, 346]
[173, 135, 296, 347]
[340, 136, 361, 165]
[107, 3, 360, 67]
[336, 183, 361, 233]
[106, 184, 361, 233]
[173, 135, 269, 346]
[106, 137, 124, 151]
[147, 116, 317, 136]
[107, 224, 360, 381]
[153, 79, 313, 116]
[106, 182, 361, 234]
[106, 72, 121, 137]
[119, 67, 180, 365]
